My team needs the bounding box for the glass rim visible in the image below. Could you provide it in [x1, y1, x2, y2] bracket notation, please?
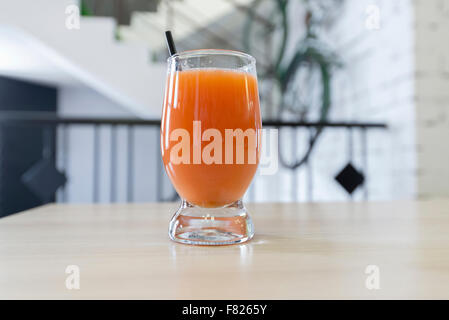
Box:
[167, 49, 256, 64]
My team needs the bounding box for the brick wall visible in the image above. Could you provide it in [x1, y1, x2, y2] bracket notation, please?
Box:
[59, 0, 448, 203]
[253, 0, 418, 202]
[321, 0, 416, 201]
[415, 0, 449, 198]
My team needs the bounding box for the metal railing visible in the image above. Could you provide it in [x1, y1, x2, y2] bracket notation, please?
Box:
[0, 112, 387, 206]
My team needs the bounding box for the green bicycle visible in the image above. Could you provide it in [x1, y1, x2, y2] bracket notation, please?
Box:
[243, 0, 343, 169]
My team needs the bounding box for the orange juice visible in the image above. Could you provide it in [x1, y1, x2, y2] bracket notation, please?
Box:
[161, 68, 261, 208]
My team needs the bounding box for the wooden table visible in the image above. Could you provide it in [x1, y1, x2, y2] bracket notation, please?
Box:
[1, 200, 449, 299]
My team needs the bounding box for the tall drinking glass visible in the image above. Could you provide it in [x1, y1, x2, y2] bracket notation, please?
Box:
[161, 49, 261, 245]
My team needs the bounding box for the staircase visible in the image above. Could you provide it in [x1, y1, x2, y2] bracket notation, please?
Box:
[119, 0, 252, 55]
[0, 0, 166, 118]
[0, 0, 250, 118]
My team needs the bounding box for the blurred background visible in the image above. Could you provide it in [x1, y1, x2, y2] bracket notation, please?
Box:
[0, 0, 447, 217]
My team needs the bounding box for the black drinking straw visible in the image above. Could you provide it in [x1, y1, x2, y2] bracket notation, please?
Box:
[165, 30, 177, 56]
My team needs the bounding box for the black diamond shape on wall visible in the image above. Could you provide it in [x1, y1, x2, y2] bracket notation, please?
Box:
[21, 159, 67, 202]
[335, 162, 364, 195]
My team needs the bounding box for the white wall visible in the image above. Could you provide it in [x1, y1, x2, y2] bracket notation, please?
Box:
[57, 0, 449, 203]
[415, 0, 449, 198]
[320, 0, 416, 201]
[58, 86, 133, 118]
[251, 0, 416, 202]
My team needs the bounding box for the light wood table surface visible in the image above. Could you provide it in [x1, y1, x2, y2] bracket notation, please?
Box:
[1, 200, 449, 299]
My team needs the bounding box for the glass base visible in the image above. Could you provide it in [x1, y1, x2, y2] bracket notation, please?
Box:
[168, 200, 254, 246]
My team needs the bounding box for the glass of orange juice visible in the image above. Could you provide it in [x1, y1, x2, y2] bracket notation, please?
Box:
[161, 49, 261, 245]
